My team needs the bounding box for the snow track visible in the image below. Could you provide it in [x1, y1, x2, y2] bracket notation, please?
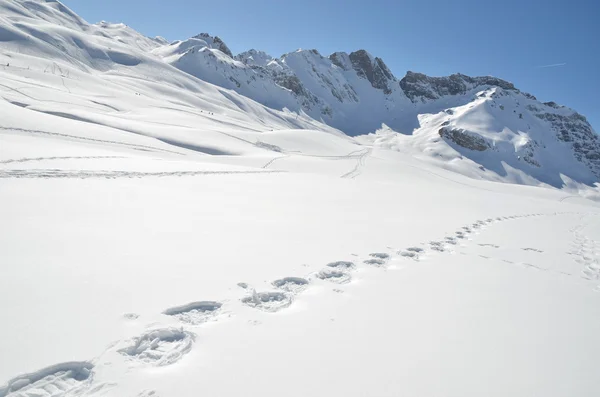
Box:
[340, 148, 371, 179]
[2, 210, 598, 396]
[0, 169, 280, 179]
[0, 156, 125, 164]
[0, 127, 186, 155]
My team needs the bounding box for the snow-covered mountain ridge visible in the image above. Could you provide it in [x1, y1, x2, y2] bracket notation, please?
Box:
[160, 32, 599, 184]
[0, 0, 598, 188]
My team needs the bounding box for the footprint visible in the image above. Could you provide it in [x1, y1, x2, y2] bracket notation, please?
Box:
[399, 248, 424, 260]
[123, 313, 140, 320]
[163, 301, 222, 325]
[237, 282, 249, 289]
[119, 328, 195, 366]
[241, 291, 292, 312]
[272, 277, 310, 293]
[455, 231, 466, 239]
[0, 362, 95, 397]
[364, 253, 390, 267]
[364, 258, 386, 266]
[429, 241, 445, 252]
[326, 261, 355, 270]
[445, 237, 458, 245]
[369, 253, 390, 260]
[316, 269, 352, 284]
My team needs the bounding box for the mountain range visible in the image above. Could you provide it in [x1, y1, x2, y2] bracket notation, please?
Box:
[0, 0, 598, 188]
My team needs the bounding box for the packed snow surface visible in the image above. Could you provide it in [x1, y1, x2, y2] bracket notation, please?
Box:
[1, 1, 600, 396]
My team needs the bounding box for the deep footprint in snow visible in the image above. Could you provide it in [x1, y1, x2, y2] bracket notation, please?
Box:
[316, 269, 352, 284]
[399, 247, 424, 260]
[119, 328, 195, 366]
[400, 251, 419, 259]
[364, 258, 386, 266]
[326, 261, 355, 270]
[369, 253, 390, 260]
[163, 301, 222, 325]
[445, 237, 458, 245]
[241, 291, 292, 312]
[0, 362, 95, 397]
[364, 253, 390, 266]
[455, 231, 466, 239]
[272, 277, 310, 293]
[429, 241, 446, 252]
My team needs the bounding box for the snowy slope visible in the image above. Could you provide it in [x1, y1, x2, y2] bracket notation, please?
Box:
[359, 86, 600, 188]
[1, 2, 600, 397]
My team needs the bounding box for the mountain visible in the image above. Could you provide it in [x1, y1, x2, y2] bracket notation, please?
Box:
[154, 33, 599, 187]
[0, 0, 597, 190]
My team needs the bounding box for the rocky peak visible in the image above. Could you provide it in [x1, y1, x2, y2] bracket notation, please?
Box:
[192, 33, 233, 58]
[400, 71, 516, 102]
[235, 49, 274, 67]
[329, 52, 352, 71]
[348, 50, 395, 94]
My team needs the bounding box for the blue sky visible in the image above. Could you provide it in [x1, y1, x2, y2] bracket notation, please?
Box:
[63, 0, 599, 130]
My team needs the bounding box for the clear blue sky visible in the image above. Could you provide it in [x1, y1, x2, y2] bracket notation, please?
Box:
[63, 0, 599, 131]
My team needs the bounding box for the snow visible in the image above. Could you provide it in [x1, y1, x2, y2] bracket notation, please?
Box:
[1, 1, 600, 396]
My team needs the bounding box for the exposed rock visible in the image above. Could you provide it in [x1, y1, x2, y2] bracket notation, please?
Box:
[193, 33, 233, 57]
[400, 71, 516, 102]
[275, 74, 304, 96]
[534, 110, 600, 177]
[329, 52, 351, 71]
[349, 50, 394, 94]
[543, 101, 562, 109]
[439, 127, 490, 151]
[235, 49, 274, 67]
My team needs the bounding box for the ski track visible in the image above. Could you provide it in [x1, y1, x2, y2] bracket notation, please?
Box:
[0, 126, 186, 155]
[1, 210, 593, 396]
[340, 148, 371, 179]
[0, 169, 282, 179]
[0, 156, 125, 164]
[261, 154, 289, 169]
